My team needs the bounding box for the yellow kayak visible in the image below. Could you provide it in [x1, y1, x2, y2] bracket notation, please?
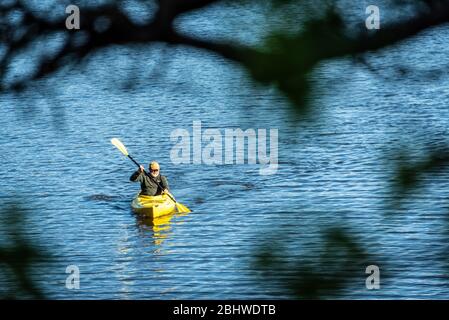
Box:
[131, 193, 176, 218]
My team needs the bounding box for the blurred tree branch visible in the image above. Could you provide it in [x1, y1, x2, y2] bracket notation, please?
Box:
[2, 0, 449, 106]
[0, 0, 250, 91]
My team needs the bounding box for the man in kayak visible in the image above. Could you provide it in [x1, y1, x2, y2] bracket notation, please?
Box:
[129, 161, 169, 196]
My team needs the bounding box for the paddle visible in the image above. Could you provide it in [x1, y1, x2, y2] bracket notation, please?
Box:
[111, 138, 191, 213]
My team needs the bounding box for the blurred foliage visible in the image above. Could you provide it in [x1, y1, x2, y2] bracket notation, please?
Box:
[254, 227, 377, 299]
[245, 7, 344, 112]
[392, 147, 449, 205]
[0, 204, 48, 299]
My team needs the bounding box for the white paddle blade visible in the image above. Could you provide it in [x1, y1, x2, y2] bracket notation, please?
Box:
[111, 138, 129, 156]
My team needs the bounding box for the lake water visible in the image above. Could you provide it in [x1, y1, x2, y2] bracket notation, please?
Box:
[1, 1, 449, 299]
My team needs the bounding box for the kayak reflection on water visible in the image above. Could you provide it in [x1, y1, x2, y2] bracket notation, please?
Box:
[135, 211, 190, 247]
[136, 213, 174, 246]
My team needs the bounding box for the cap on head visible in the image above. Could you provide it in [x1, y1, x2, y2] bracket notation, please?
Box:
[149, 161, 160, 171]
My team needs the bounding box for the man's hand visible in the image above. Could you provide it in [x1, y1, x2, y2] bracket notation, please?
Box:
[139, 165, 145, 173]
[162, 189, 169, 194]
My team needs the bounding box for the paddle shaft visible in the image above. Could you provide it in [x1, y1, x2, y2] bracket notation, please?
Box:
[127, 154, 141, 168]
[127, 155, 178, 203]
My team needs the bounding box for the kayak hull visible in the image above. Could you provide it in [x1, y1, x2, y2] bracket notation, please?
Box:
[131, 194, 176, 219]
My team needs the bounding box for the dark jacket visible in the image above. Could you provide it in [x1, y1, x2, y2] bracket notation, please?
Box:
[129, 170, 169, 196]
